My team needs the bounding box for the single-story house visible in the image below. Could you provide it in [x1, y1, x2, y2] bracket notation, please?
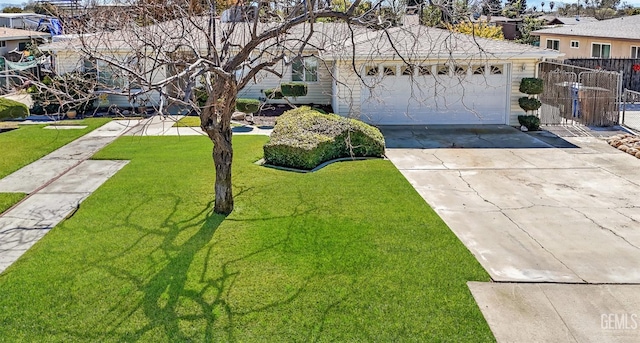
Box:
[41, 16, 561, 126]
[0, 27, 50, 57]
[532, 15, 640, 58]
[477, 15, 523, 40]
[541, 15, 598, 26]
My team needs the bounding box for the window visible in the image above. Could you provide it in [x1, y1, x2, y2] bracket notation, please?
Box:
[591, 43, 611, 58]
[401, 65, 413, 76]
[546, 39, 560, 51]
[365, 66, 378, 76]
[18, 42, 27, 51]
[292, 57, 318, 82]
[632, 46, 640, 58]
[454, 65, 467, 76]
[84, 58, 127, 89]
[437, 65, 449, 75]
[383, 66, 396, 76]
[472, 65, 485, 75]
[0, 41, 5, 48]
[570, 40, 579, 48]
[490, 65, 503, 75]
[418, 65, 432, 76]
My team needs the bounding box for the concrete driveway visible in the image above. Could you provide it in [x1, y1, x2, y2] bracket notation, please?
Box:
[383, 125, 640, 342]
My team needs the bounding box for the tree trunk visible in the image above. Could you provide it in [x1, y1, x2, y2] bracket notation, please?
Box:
[202, 76, 237, 215]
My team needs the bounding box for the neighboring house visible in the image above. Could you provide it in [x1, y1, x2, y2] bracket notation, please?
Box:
[40, 18, 560, 126]
[532, 15, 640, 58]
[0, 27, 50, 58]
[478, 16, 523, 40]
[541, 16, 598, 26]
[0, 13, 52, 31]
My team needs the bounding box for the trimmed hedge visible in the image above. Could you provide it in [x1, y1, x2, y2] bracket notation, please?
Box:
[264, 88, 284, 100]
[0, 97, 29, 120]
[263, 107, 385, 170]
[518, 97, 542, 111]
[280, 83, 308, 97]
[518, 115, 541, 131]
[519, 78, 543, 95]
[236, 98, 260, 113]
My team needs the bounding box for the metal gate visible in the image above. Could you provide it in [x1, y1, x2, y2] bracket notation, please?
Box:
[538, 62, 621, 126]
[622, 89, 640, 132]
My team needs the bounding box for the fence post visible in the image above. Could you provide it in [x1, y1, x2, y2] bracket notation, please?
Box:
[622, 89, 626, 126]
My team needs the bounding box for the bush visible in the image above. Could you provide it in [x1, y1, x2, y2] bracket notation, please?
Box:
[518, 97, 541, 112]
[0, 97, 29, 120]
[235, 98, 260, 113]
[280, 83, 308, 97]
[194, 87, 208, 108]
[264, 88, 284, 99]
[30, 72, 96, 115]
[263, 106, 385, 169]
[518, 115, 541, 131]
[519, 78, 543, 95]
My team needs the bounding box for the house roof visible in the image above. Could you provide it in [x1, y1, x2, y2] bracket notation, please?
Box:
[551, 16, 598, 25]
[532, 15, 640, 40]
[41, 17, 560, 62]
[0, 27, 50, 40]
[331, 24, 560, 59]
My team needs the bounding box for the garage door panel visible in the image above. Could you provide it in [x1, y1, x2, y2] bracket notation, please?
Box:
[361, 65, 509, 125]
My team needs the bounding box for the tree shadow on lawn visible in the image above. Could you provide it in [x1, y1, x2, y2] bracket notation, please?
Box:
[77, 194, 342, 342]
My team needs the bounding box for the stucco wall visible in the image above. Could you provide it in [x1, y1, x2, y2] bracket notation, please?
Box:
[538, 33, 640, 58]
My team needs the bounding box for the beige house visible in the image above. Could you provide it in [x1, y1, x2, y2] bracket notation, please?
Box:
[0, 27, 49, 58]
[532, 15, 640, 59]
[42, 18, 561, 126]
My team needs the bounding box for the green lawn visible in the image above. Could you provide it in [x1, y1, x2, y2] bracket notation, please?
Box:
[0, 193, 24, 213]
[0, 118, 110, 214]
[174, 116, 241, 128]
[0, 118, 110, 179]
[173, 116, 201, 127]
[0, 135, 493, 342]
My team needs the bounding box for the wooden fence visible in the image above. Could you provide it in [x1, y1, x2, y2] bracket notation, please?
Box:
[564, 58, 640, 92]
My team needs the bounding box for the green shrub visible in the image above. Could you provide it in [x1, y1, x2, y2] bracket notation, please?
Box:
[0, 97, 29, 120]
[280, 83, 308, 97]
[518, 115, 541, 131]
[518, 97, 542, 112]
[519, 78, 544, 95]
[235, 98, 260, 113]
[263, 107, 385, 169]
[264, 88, 284, 100]
[194, 87, 208, 107]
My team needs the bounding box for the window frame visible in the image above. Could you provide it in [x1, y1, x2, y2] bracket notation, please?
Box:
[591, 42, 611, 58]
[291, 57, 318, 82]
[570, 40, 579, 49]
[631, 46, 640, 58]
[546, 39, 560, 51]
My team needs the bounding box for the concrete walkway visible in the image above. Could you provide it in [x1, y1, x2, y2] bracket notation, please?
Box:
[383, 125, 640, 342]
[124, 116, 273, 136]
[0, 117, 270, 274]
[0, 120, 138, 273]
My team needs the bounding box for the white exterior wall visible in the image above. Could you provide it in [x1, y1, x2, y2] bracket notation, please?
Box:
[334, 57, 541, 126]
[509, 58, 539, 125]
[238, 59, 334, 106]
[52, 51, 164, 109]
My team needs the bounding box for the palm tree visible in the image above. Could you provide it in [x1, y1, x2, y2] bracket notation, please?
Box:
[541, 1, 545, 12]
[549, 1, 555, 12]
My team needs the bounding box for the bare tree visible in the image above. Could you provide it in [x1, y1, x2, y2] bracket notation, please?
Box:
[38, 0, 402, 214]
[23, 0, 534, 215]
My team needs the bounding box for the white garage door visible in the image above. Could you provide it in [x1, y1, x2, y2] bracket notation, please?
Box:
[360, 64, 510, 125]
